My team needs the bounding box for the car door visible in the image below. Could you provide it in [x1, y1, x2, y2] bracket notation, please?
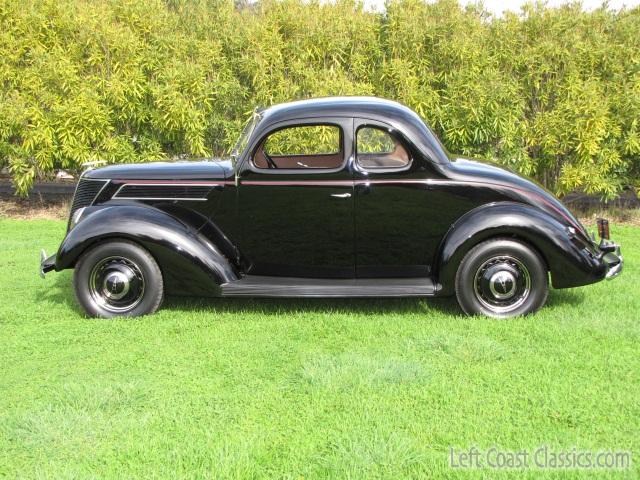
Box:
[235, 118, 355, 278]
[353, 119, 435, 278]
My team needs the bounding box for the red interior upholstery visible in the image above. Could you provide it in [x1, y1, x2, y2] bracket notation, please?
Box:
[254, 144, 344, 169]
[357, 141, 410, 168]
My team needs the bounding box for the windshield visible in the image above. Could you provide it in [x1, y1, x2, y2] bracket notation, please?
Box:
[231, 110, 262, 165]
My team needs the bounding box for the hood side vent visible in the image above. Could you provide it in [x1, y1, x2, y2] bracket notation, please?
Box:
[113, 184, 216, 201]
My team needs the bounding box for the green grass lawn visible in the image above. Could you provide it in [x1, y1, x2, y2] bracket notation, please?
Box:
[0, 219, 638, 479]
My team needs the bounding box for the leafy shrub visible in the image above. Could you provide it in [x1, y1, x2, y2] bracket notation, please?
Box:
[0, 0, 638, 198]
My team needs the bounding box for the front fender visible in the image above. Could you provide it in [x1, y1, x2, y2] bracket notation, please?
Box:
[55, 205, 239, 296]
[434, 202, 606, 295]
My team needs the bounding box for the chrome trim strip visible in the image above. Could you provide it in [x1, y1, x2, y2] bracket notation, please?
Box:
[77, 177, 109, 183]
[112, 180, 225, 185]
[238, 179, 431, 187]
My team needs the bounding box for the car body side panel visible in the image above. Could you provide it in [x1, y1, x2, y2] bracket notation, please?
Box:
[85, 161, 231, 230]
[434, 202, 606, 295]
[54, 98, 615, 300]
[55, 205, 238, 296]
[235, 175, 355, 278]
[354, 176, 434, 277]
[353, 118, 435, 277]
[233, 116, 356, 278]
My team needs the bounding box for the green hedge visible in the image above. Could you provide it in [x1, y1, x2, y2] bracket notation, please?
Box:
[1, 0, 639, 198]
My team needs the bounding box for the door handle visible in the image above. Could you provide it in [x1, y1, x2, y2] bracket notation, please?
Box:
[330, 193, 351, 198]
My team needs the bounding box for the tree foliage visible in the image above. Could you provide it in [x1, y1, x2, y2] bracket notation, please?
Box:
[1, 0, 639, 198]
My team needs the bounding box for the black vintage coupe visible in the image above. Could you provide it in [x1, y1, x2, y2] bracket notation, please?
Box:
[40, 97, 622, 318]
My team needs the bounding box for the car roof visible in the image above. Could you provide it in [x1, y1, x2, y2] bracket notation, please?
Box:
[259, 96, 423, 125]
[250, 96, 450, 165]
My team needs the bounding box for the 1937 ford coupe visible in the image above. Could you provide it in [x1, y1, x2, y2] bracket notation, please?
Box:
[40, 97, 623, 318]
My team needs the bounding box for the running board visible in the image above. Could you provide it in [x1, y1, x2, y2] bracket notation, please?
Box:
[220, 276, 437, 297]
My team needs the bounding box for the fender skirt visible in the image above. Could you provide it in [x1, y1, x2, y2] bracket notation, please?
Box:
[434, 202, 606, 295]
[55, 206, 239, 297]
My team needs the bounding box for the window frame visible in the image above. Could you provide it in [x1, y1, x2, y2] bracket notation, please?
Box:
[249, 119, 348, 174]
[354, 122, 413, 173]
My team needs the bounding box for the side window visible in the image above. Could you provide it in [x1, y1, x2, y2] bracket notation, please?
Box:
[254, 125, 343, 169]
[356, 126, 411, 169]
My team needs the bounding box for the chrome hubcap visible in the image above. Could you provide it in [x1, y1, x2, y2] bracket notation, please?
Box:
[102, 271, 131, 300]
[89, 256, 145, 313]
[474, 256, 531, 314]
[488, 270, 517, 299]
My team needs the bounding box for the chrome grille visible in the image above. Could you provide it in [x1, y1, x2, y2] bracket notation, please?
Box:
[70, 178, 108, 217]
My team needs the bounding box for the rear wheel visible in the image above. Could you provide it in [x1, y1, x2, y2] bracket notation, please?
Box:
[455, 238, 548, 318]
[74, 240, 164, 318]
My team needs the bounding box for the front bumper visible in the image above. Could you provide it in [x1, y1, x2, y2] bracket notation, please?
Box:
[39, 249, 56, 278]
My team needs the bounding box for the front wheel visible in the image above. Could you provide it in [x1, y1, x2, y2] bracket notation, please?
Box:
[74, 240, 164, 318]
[455, 238, 548, 318]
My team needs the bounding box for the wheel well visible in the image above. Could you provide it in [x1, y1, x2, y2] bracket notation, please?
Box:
[435, 231, 552, 296]
[68, 234, 231, 297]
[70, 236, 154, 268]
[480, 234, 551, 273]
[71, 235, 171, 291]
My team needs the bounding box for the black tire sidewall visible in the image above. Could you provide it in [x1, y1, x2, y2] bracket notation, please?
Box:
[455, 239, 548, 318]
[74, 240, 163, 318]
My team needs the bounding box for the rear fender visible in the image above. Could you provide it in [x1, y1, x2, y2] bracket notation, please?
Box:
[55, 205, 239, 296]
[434, 202, 606, 295]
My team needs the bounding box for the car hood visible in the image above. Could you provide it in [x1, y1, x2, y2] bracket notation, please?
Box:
[450, 157, 589, 237]
[84, 159, 234, 181]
